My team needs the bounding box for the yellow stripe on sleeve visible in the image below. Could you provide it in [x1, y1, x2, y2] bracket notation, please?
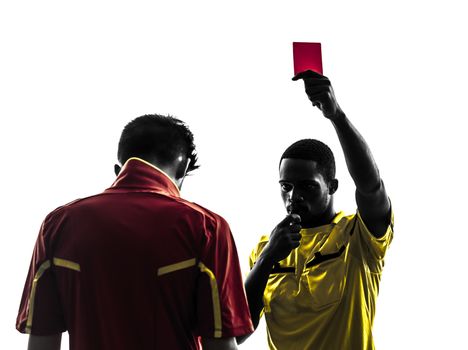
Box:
[53, 257, 81, 272]
[25, 260, 51, 334]
[198, 262, 222, 338]
[157, 258, 197, 276]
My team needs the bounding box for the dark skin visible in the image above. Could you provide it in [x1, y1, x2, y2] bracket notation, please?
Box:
[238, 70, 391, 344]
[27, 335, 62, 350]
[280, 158, 338, 228]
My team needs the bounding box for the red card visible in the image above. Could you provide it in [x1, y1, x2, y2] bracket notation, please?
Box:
[293, 42, 323, 75]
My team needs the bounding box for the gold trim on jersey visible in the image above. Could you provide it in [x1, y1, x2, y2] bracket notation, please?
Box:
[198, 262, 222, 338]
[157, 258, 197, 276]
[126, 157, 180, 195]
[53, 257, 81, 272]
[332, 211, 345, 224]
[25, 260, 51, 334]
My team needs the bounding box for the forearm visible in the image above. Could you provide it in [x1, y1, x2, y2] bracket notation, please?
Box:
[245, 253, 274, 327]
[237, 254, 274, 344]
[331, 112, 382, 193]
[27, 334, 62, 350]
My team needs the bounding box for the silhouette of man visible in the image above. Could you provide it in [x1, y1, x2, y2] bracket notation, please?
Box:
[239, 71, 393, 349]
[17, 114, 253, 350]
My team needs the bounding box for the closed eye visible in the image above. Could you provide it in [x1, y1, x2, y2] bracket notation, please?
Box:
[305, 183, 318, 189]
[300, 181, 320, 190]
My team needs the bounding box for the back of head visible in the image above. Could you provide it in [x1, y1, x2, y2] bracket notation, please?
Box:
[280, 139, 336, 181]
[117, 114, 199, 174]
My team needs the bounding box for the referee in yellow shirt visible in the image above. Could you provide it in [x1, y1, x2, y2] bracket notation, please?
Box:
[238, 70, 393, 350]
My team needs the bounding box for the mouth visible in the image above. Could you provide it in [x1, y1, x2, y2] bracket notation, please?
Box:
[287, 204, 306, 215]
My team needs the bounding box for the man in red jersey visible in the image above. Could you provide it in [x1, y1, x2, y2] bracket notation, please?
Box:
[17, 114, 253, 350]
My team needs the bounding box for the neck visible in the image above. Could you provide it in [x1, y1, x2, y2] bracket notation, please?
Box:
[302, 206, 336, 228]
[155, 164, 182, 189]
[131, 157, 181, 190]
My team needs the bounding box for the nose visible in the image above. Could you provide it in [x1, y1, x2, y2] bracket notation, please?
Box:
[290, 187, 304, 202]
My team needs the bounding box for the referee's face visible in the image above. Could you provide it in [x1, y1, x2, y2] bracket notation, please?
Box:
[279, 158, 335, 227]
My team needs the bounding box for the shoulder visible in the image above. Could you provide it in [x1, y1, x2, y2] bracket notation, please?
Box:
[325, 212, 357, 237]
[354, 208, 394, 240]
[40, 192, 120, 227]
[169, 199, 234, 241]
[339, 212, 357, 226]
[334, 211, 387, 235]
[249, 234, 270, 267]
[42, 197, 86, 224]
[36, 197, 88, 242]
[347, 208, 394, 263]
[45, 192, 108, 217]
[334, 210, 394, 238]
[179, 200, 229, 225]
[255, 235, 270, 252]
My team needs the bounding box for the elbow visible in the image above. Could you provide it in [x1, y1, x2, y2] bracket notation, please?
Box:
[236, 316, 258, 345]
[236, 326, 256, 345]
[236, 335, 247, 345]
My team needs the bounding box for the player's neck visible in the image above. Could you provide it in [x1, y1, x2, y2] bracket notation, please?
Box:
[302, 206, 337, 228]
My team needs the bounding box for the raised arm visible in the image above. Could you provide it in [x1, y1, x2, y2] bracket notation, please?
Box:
[293, 70, 391, 237]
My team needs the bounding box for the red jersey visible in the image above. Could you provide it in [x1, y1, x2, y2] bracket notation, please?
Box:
[17, 157, 253, 349]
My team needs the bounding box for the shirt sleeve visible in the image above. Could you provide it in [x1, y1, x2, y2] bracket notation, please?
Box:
[350, 207, 394, 271]
[195, 214, 254, 338]
[248, 236, 269, 270]
[249, 250, 256, 270]
[16, 212, 66, 335]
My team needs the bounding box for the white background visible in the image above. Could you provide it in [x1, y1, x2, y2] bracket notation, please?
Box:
[1, 1, 467, 349]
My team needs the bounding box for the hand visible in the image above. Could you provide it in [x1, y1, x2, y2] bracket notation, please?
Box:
[261, 214, 302, 263]
[292, 70, 344, 121]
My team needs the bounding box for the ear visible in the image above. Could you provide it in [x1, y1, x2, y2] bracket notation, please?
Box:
[114, 164, 121, 176]
[328, 179, 338, 195]
[175, 157, 191, 180]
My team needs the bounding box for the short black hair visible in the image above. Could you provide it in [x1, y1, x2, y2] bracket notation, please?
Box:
[280, 139, 336, 181]
[117, 114, 199, 174]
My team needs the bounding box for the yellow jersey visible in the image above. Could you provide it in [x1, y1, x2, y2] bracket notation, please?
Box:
[249, 211, 394, 350]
